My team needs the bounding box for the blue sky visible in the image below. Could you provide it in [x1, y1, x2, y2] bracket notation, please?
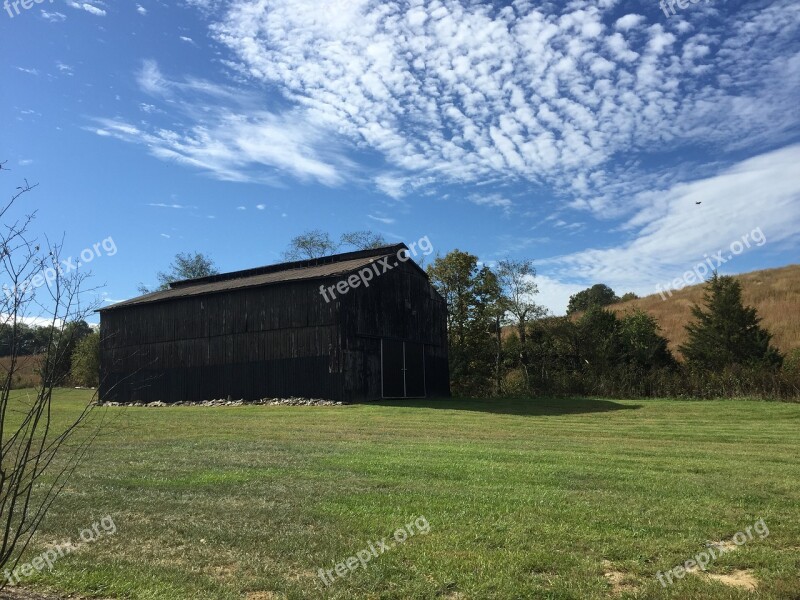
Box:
[2, 0, 799, 322]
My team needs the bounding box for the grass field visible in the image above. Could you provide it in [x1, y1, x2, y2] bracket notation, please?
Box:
[5, 389, 800, 599]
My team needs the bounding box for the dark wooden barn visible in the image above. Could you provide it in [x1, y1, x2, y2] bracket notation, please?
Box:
[98, 244, 449, 403]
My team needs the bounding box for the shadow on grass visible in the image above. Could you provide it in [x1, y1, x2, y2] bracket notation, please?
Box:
[357, 396, 642, 416]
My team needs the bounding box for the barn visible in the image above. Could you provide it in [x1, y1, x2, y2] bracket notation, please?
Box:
[98, 244, 450, 403]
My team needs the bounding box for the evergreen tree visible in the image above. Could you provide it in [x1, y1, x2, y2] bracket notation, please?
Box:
[680, 274, 783, 370]
[577, 307, 623, 372]
[618, 309, 675, 370]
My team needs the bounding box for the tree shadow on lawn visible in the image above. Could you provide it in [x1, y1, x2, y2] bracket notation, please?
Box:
[358, 396, 642, 416]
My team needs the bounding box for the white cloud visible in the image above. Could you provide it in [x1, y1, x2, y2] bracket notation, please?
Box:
[147, 203, 196, 209]
[533, 275, 587, 317]
[469, 193, 513, 213]
[615, 14, 645, 30]
[236, 205, 246, 210]
[539, 144, 800, 309]
[1, 314, 64, 328]
[66, 1, 106, 16]
[136, 4, 147, 15]
[368, 214, 395, 224]
[179, 36, 196, 45]
[15, 67, 39, 75]
[94, 61, 350, 186]
[256, 204, 266, 210]
[136, 60, 169, 95]
[203, 0, 799, 211]
[41, 10, 67, 21]
[374, 174, 407, 199]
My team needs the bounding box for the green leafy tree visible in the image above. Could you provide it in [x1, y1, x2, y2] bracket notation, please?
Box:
[70, 331, 100, 386]
[619, 292, 639, 302]
[427, 250, 501, 395]
[495, 259, 546, 386]
[783, 348, 800, 376]
[680, 274, 783, 370]
[41, 320, 93, 384]
[139, 252, 218, 294]
[567, 284, 619, 315]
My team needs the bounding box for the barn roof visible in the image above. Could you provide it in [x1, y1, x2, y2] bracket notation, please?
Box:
[99, 244, 426, 311]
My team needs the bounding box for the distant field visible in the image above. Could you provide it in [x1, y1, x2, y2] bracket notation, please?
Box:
[5, 389, 799, 599]
[0, 354, 42, 389]
[611, 264, 800, 358]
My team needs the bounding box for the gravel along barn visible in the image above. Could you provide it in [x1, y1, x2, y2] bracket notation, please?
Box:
[98, 244, 450, 403]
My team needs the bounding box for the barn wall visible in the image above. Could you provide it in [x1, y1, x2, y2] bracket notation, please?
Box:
[100, 258, 449, 403]
[100, 281, 344, 402]
[337, 260, 450, 400]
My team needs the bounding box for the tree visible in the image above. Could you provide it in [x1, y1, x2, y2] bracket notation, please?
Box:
[0, 163, 98, 585]
[282, 230, 338, 260]
[70, 331, 100, 387]
[495, 259, 547, 386]
[618, 309, 675, 370]
[339, 230, 387, 250]
[48, 320, 93, 384]
[427, 250, 501, 395]
[283, 229, 387, 261]
[680, 273, 783, 370]
[566, 284, 619, 315]
[619, 292, 639, 302]
[577, 307, 623, 372]
[138, 251, 218, 294]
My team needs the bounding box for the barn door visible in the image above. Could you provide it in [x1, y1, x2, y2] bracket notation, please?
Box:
[381, 339, 426, 398]
[404, 342, 425, 397]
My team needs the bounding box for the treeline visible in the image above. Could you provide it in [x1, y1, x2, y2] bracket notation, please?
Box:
[0, 321, 99, 388]
[426, 250, 800, 400]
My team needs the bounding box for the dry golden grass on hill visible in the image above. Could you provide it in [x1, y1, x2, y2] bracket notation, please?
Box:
[609, 264, 800, 358]
[0, 353, 42, 389]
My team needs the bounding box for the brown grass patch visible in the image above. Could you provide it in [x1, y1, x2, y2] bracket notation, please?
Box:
[705, 569, 758, 591]
[602, 560, 638, 595]
[0, 354, 43, 389]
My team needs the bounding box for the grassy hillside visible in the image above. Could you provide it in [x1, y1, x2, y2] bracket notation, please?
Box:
[6, 389, 800, 599]
[610, 264, 800, 359]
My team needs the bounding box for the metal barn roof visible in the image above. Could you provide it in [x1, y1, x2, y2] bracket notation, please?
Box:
[100, 244, 417, 311]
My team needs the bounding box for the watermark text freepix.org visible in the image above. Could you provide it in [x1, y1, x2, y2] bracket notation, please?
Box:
[4, 0, 54, 20]
[319, 236, 433, 304]
[659, 0, 712, 19]
[4, 515, 117, 585]
[655, 227, 765, 300]
[2, 236, 117, 300]
[318, 515, 430, 586]
[656, 518, 768, 587]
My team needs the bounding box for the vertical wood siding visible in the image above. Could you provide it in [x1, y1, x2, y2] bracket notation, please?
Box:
[100, 261, 449, 403]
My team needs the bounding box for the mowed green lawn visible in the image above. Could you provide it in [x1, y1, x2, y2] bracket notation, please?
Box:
[7, 389, 800, 600]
